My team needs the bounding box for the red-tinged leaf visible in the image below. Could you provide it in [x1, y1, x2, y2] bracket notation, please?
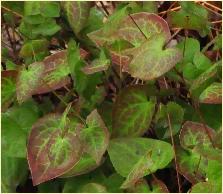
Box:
[27, 111, 82, 185]
[199, 82, 222, 104]
[179, 121, 221, 161]
[62, 1, 91, 35]
[16, 62, 45, 104]
[121, 34, 182, 80]
[80, 109, 109, 164]
[34, 51, 70, 94]
[110, 51, 130, 67]
[88, 13, 171, 48]
[112, 85, 156, 137]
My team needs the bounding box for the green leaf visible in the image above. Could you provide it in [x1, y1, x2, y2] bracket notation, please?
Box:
[2, 114, 27, 158]
[16, 62, 45, 104]
[40, 2, 60, 18]
[80, 109, 110, 164]
[176, 38, 200, 71]
[1, 72, 16, 110]
[168, 2, 210, 37]
[199, 82, 222, 104]
[108, 138, 174, 187]
[190, 63, 219, 98]
[38, 179, 61, 193]
[1, 155, 28, 193]
[62, 169, 106, 192]
[190, 181, 221, 193]
[213, 34, 222, 50]
[27, 107, 82, 185]
[193, 52, 212, 71]
[62, 1, 91, 35]
[78, 183, 107, 193]
[183, 63, 201, 81]
[24, 1, 41, 16]
[60, 153, 102, 178]
[112, 86, 156, 137]
[176, 147, 208, 184]
[122, 34, 182, 80]
[19, 39, 49, 58]
[155, 102, 184, 139]
[142, 2, 158, 13]
[103, 173, 125, 193]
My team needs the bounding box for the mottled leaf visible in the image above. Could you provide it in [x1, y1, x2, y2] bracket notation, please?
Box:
[88, 12, 171, 48]
[62, 1, 91, 35]
[112, 86, 156, 137]
[199, 82, 222, 104]
[80, 109, 109, 164]
[16, 62, 45, 104]
[108, 138, 174, 186]
[121, 35, 182, 80]
[180, 121, 221, 161]
[27, 106, 82, 185]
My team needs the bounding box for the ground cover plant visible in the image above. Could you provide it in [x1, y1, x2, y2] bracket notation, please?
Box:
[1, 1, 222, 193]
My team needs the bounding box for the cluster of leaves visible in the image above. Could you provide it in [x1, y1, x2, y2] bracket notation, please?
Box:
[1, 1, 222, 193]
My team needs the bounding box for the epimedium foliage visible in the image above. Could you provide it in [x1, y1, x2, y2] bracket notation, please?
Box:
[1, 1, 222, 193]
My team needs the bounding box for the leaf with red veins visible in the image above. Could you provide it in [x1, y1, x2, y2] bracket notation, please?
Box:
[121, 34, 182, 80]
[27, 113, 82, 185]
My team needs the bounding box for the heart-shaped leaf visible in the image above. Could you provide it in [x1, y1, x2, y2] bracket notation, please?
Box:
[108, 138, 174, 188]
[16, 62, 45, 104]
[121, 34, 182, 80]
[112, 86, 156, 137]
[199, 82, 222, 104]
[62, 1, 91, 35]
[27, 106, 82, 185]
[88, 13, 171, 48]
[80, 109, 109, 164]
[180, 121, 221, 161]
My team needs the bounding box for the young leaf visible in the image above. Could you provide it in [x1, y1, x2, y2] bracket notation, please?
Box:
[199, 82, 222, 104]
[112, 86, 156, 137]
[108, 138, 174, 185]
[62, 1, 91, 35]
[27, 110, 82, 185]
[80, 109, 109, 164]
[121, 34, 182, 80]
[193, 52, 212, 71]
[16, 62, 45, 104]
